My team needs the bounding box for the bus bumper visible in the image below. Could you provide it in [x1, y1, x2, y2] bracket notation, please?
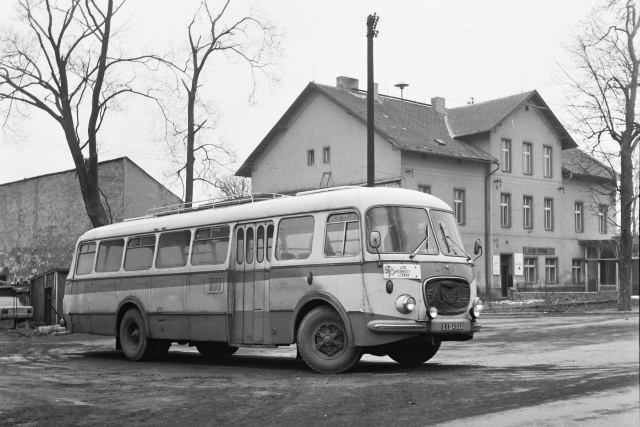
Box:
[367, 318, 482, 335]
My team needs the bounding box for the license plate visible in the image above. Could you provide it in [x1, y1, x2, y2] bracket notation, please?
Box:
[442, 323, 464, 331]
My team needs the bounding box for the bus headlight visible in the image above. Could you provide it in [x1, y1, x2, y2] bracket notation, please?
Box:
[470, 297, 484, 319]
[428, 306, 438, 319]
[395, 295, 416, 314]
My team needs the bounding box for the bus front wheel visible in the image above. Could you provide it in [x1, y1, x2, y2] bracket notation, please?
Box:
[387, 339, 441, 366]
[119, 308, 157, 361]
[297, 305, 362, 374]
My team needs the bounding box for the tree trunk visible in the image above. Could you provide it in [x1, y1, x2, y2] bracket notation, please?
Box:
[618, 142, 633, 311]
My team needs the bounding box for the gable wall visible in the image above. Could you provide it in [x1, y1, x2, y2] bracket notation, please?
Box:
[250, 94, 401, 193]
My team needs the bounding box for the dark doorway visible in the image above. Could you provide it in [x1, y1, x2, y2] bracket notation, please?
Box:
[44, 287, 53, 325]
[500, 254, 513, 297]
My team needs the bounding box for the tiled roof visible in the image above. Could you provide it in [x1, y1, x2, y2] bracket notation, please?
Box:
[314, 84, 497, 163]
[448, 91, 577, 150]
[448, 92, 534, 137]
[562, 148, 618, 181]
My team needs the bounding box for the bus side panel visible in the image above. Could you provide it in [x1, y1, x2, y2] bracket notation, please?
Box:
[187, 272, 229, 342]
[65, 280, 93, 334]
[147, 275, 188, 340]
[268, 266, 309, 344]
[87, 278, 119, 335]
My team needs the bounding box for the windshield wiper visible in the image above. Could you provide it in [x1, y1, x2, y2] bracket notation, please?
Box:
[439, 223, 471, 260]
[409, 232, 429, 258]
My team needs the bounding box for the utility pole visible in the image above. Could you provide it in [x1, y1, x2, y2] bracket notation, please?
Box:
[366, 13, 379, 187]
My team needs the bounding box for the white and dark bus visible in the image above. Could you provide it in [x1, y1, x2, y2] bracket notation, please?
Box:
[62, 187, 484, 373]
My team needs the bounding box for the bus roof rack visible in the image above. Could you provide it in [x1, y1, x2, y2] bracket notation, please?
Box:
[125, 193, 289, 221]
[295, 186, 361, 196]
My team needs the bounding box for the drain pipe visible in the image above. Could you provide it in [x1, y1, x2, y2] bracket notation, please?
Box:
[485, 162, 500, 299]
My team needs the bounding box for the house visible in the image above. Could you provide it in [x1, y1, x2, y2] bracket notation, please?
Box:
[237, 76, 618, 298]
[0, 157, 181, 283]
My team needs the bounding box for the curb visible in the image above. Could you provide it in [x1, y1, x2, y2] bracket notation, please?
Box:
[482, 311, 639, 317]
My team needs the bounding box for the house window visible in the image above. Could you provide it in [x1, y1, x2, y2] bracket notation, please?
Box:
[523, 196, 533, 229]
[522, 142, 532, 175]
[543, 145, 552, 177]
[572, 259, 584, 284]
[307, 149, 315, 166]
[599, 205, 608, 233]
[418, 185, 431, 194]
[501, 139, 511, 172]
[323, 147, 331, 163]
[454, 189, 465, 225]
[545, 258, 557, 283]
[524, 257, 536, 283]
[500, 193, 511, 227]
[574, 202, 583, 233]
[544, 198, 554, 230]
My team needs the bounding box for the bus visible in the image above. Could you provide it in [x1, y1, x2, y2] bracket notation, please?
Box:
[62, 187, 484, 373]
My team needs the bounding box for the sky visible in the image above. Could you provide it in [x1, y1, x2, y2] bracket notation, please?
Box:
[0, 0, 599, 200]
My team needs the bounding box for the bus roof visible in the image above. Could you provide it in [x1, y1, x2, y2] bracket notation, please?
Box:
[78, 187, 452, 242]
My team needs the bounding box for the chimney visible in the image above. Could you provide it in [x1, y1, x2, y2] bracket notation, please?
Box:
[431, 97, 446, 115]
[336, 76, 359, 91]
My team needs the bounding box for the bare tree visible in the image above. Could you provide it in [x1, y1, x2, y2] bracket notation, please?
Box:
[561, 0, 639, 310]
[0, 0, 157, 228]
[213, 174, 251, 198]
[158, 0, 282, 206]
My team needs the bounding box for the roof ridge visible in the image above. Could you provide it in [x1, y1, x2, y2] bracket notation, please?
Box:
[449, 90, 536, 110]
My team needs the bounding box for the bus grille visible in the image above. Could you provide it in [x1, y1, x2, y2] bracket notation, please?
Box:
[424, 278, 470, 315]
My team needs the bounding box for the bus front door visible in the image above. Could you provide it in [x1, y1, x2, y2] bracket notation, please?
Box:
[232, 222, 273, 345]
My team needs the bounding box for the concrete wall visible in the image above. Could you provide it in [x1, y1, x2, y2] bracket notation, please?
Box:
[0, 158, 181, 281]
[250, 93, 401, 193]
[123, 158, 182, 218]
[0, 161, 125, 281]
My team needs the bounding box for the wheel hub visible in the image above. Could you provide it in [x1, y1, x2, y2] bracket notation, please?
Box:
[313, 322, 345, 358]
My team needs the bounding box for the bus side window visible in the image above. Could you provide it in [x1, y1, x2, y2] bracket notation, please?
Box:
[76, 242, 96, 275]
[124, 235, 156, 271]
[96, 239, 124, 272]
[276, 216, 315, 260]
[236, 228, 244, 264]
[324, 213, 360, 257]
[266, 225, 274, 261]
[246, 227, 254, 264]
[156, 230, 191, 269]
[192, 226, 230, 266]
[256, 226, 265, 263]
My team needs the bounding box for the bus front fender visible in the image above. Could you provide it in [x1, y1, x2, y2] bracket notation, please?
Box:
[293, 292, 355, 347]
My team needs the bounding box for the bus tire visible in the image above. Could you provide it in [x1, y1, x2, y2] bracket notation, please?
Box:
[119, 308, 157, 361]
[297, 305, 362, 374]
[196, 342, 238, 359]
[387, 339, 441, 366]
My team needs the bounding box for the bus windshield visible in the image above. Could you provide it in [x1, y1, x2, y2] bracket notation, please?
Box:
[366, 206, 438, 255]
[430, 209, 467, 258]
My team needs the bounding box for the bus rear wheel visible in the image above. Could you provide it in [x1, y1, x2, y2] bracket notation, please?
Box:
[196, 342, 238, 359]
[387, 339, 441, 366]
[119, 308, 157, 361]
[297, 305, 362, 374]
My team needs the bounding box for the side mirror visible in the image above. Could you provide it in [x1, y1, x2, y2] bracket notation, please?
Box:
[473, 239, 483, 262]
[474, 239, 482, 255]
[369, 231, 381, 249]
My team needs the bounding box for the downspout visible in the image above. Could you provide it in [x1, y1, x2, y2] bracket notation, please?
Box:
[485, 162, 500, 299]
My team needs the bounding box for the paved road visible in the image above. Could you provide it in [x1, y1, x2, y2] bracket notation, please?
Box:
[0, 313, 638, 426]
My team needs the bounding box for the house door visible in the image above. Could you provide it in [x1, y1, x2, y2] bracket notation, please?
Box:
[500, 254, 513, 297]
[231, 222, 273, 344]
